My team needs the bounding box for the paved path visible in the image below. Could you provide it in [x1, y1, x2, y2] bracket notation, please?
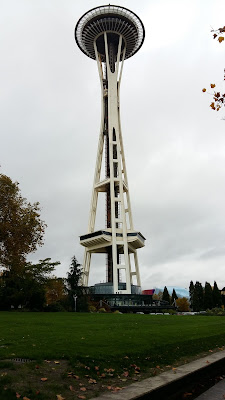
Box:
[93, 351, 225, 400]
[195, 378, 225, 399]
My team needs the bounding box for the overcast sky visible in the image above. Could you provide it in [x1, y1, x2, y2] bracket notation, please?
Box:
[1, 0, 225, 290]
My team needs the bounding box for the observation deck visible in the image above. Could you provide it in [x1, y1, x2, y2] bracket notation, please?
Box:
[80, 230, 146, 253]
[75, 4, 145, 61]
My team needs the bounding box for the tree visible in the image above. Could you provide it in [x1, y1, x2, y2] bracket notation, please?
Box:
[0, 258, 59, 310]
[202, 26, 225, 113]
[66, 256, 88, 312]
[152, 290, 163, 300]
[45, 277, 67, 305]
[0, 174, 46, 271]
[192, 281, 204, 312]
[204, 282, 213, 310]
[189, 281, 194, 309]
[67, 256, 82, 296]
[171, 288, 178, 305]
[162, 286, 170, 304]
[176, 297, 190, 312]
[212, 281, 222, 308]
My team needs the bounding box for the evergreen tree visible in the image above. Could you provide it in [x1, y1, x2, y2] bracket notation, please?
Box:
[67, 256, 82, 296]
[66, 256, 88, 312]
[204, 282, 213, 310]
[189, 281, 194, 309]
[171, 288, 178, 305]
[192, 281, 204, 311]
[212, 281, 222, 308]
[162, 286, 170, 304]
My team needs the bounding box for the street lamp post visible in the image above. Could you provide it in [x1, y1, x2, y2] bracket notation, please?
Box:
[73, 295, 77, 312]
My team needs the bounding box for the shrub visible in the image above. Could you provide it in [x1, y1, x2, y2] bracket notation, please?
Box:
[89, 305, 97, 313]
[44, 302, 66, 312]
[98, 307, 106, 313]
[206, 307, 225, 316]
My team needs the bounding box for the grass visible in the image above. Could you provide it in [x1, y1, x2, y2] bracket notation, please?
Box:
[0, 312, 225, 399]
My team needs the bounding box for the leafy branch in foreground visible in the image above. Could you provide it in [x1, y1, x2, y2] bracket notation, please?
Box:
[202, 84, 225, 111]
[211, 26, 225, 43]
[202, 26, 225, 114]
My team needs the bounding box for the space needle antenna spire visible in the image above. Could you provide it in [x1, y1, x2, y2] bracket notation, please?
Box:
[75, 5, 145, 294]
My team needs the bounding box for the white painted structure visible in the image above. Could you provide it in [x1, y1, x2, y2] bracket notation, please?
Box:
[75, 5, 145, 294]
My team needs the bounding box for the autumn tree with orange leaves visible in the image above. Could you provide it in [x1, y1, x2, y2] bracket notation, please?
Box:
[0, 173, 46, 271]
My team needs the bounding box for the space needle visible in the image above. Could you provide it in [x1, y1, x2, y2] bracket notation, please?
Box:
[75, 5, 145, 295]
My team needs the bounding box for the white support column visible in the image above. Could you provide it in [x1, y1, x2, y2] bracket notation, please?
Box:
[80, 33, 144, 293]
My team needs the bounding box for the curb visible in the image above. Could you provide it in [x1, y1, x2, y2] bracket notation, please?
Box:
[94, 351, 225, 400]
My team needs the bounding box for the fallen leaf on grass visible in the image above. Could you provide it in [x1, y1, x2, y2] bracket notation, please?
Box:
[88, 378, 97, 384]
[23, 397, 31, 400]
[16, 394, 21, 399]
[104, 368, 115, 373]
[56, 396, 65, 400]
[77, 396, 86, 399]
[54, 361, 60, 364]
[112, 387, 122, 392]
[100, 373, 106, 378]
[107, 386, 112, 390]
[69, 385, 75, 392]
[123, 371, 129, 377]
[94, 366, 99, 371]
[209, 350, 213, 353]
[80, 387, 87, 392]
[41, 377, 48, 382]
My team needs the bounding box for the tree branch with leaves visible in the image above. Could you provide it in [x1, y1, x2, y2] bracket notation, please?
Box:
[202, 26, 225, 114]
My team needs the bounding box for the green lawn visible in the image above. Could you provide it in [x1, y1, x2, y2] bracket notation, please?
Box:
[1, 312, 225, 363]
[0, 312, 225, 399]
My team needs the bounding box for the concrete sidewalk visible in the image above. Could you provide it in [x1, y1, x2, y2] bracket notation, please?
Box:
[93, 351, 225, 400]
[195, 378, 225, 399]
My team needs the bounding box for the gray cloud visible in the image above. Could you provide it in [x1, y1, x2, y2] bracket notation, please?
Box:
[1, 0, 225, 290]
